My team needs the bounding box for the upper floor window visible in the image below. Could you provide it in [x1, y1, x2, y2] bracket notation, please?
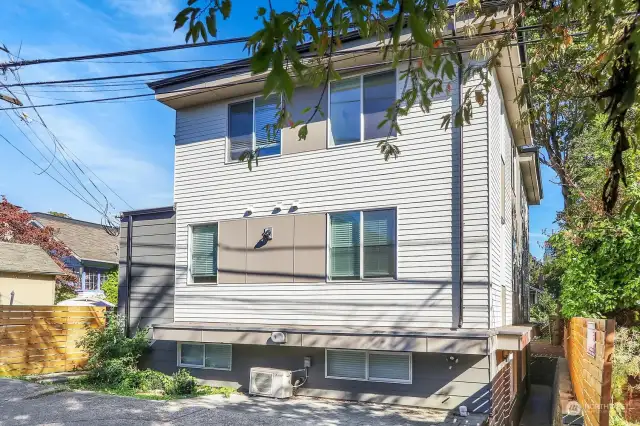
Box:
[190, 223, 218, 284]
[228, 96, 281, 161]
[329, 70, 397, 146]
[329, 209, 396, 280]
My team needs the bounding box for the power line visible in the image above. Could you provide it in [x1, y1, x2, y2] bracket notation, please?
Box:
[0, 131, 113, 218]
[2, 50, 133, 214]
[3, 25, 560, 89]
[0, 34, 586, 111]
[0, 37, 251, 69]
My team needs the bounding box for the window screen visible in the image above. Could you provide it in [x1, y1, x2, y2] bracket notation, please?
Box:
[326, 349, 412, 383]
[330, 77, 361, 145]
[204, 344, 232, 370]
[368, 352, 411, 383]
[191, 224, 218, 283]
[229, 101, 253, 160]
[329, 211, 361, 279]
[255, 96, 281, 156]
[326, 350, 366, 380]
[363, 210, 396, 278]
[179, 343, 204, 366]
[363, 71, 396, 140]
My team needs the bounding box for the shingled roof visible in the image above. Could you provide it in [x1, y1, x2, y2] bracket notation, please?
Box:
[31, 213, 119, 264]
[0, 242, 62, 275]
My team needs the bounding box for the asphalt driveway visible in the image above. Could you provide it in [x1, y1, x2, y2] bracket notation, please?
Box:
[0, 378, 487, 425]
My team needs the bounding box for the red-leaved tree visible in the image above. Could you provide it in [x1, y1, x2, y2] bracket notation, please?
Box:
[0, 196, 78, 296]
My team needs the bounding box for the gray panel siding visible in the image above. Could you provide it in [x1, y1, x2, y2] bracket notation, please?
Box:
[143, 342, 491, 412]
[119, 210, 176, 334]
[173, 62, 490, 329]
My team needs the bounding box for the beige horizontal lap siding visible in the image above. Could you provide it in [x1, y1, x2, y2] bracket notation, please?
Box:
[461, 71, 490, 329]
[488, 71, 503, 328]
[173, 64, 490, 329]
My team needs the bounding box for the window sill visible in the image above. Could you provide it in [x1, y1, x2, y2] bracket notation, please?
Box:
[327, 277, 397, 283]
[328, 136, 398, 150]
[178, 364, 231, 371]
[225, 153, 281, 166]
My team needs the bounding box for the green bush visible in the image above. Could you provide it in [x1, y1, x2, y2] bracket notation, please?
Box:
[122, 369, 171, 392]
[100, 269, 118, 305]
[78, 313, 149, 383]
[165, 369, 198, 395]
[529, 290, 558, 324]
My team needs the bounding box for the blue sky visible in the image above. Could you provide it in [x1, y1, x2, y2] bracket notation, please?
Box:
[0, 0, 559, 258]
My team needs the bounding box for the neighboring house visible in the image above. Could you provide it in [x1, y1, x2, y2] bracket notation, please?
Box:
[119, 13, 543, 426]
[0, 241, 62, 305]
[30, 213, 118, 296]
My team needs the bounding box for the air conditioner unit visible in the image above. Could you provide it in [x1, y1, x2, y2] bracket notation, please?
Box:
[249, 367, 293, 399]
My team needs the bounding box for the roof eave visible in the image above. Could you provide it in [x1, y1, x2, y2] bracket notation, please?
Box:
[518, 146, 543, 204]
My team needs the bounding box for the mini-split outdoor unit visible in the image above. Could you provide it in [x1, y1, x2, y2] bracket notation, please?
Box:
[249, 367, 293, 399]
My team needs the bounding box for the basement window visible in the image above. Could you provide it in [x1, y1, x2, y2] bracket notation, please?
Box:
[178, 343, 232, 370]
[325, 349, 411, 384]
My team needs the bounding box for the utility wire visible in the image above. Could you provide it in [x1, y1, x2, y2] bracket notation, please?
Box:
[2, 49, 132, 216]
[3, 24, 562, 89]
[0, 37, 251, 69]
[0, 34, 586, 111]
[0, 132, 115, 218]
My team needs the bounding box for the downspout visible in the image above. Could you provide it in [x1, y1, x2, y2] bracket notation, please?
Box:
[451, 19, 465, 329]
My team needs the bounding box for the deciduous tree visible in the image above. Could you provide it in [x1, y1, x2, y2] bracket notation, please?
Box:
[0, 196, 77, 301]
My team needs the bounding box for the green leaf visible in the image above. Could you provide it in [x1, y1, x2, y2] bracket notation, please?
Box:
[441, 113, 451, 130]
[206, 15, 217, 38]
[220, 0, 232, 18]
[443, 61, 455, 80]
[257, 6, 266, 16]
[263, 70, 279, 98]
[301, 106, 311, 114]
[298, 125, 308, 141]
[409, 15, 433, 46]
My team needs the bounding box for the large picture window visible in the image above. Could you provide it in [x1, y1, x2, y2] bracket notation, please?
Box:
[228, 96, 281, 160]
[329, 209, 396, 280]
[329, 70, 396, 146]
[190, 223, 218, 284]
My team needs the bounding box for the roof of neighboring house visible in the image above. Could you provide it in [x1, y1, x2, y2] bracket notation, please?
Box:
[30, 213, 119, 264]
[0, 242, 62, 275]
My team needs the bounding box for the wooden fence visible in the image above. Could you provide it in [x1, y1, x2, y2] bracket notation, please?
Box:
[565, 317, 615, 426]
[0, 305, 106, 376]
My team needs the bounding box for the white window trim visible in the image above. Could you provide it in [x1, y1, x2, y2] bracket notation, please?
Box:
[177, 342, 232, 371]
[327, 68, 399, 148]
[325, 348, 412, 384]
[226, 95, 282, 163]
[187, 222, 219, 286]
[326, 207, 398, 282]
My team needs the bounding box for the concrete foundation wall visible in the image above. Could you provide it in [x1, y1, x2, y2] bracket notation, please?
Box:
[142, 341, 492, 412]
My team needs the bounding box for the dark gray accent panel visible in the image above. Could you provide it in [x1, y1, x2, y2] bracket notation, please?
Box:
[119, 208, 175, 336]
[142, 342, 491, 411]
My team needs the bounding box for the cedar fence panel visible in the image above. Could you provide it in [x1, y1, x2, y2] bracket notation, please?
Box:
[565, 317, 615, 426]
[0, 305, 105, 376]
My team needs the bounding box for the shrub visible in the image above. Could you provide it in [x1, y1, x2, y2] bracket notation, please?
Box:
[78, 313, 149, 383]
[100, 269, 118, 305]
[123, 369, 171, 392]
[165, 369, 198, 395]
[529, 290, 558, 324]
